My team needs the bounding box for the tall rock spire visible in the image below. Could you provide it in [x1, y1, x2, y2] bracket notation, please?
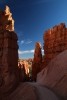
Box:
[34, 42, 42, 63]
[32, 42, 42, 81]
[0, 6, 19, 94]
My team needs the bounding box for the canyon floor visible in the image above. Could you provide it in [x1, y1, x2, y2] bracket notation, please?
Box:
[5, 82, 60, 100]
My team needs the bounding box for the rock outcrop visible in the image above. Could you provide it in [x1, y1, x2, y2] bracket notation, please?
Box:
[32, 42, 42, 81]
[0, 6, 19, 94]
[37, 50, 67, 100]
[18, 63, 26, 82]
[0, 6, 14, 31]
[43, 23, 67, 66]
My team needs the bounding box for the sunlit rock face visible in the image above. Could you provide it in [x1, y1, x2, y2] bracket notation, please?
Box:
[43, 23, 67, 66]
[32, 42, 42, 81]
[0, 6, 14, 31]
[0, 6, 19, 94]
[37, 50, 67, 99]
[34, 42, 42, 63]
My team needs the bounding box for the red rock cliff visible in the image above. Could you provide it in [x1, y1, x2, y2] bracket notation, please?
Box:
[43, 23, 67, 66]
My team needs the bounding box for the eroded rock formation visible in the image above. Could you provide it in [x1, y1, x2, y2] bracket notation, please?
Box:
[0, 6, 14, 31]
[0, 6, 19, 95]
[18, 63, 26, 82]
[32, 42, 42, 81]
[43, 23, 67, 66]
[0, 5, 67, 99]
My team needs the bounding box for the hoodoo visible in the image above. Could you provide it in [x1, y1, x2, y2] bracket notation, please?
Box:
[32, 42, 42, 81]
[0, 6, 19, 94]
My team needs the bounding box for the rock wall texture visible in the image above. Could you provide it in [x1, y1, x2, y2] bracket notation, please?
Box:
[43, 23, 67, 66]
[0, 6, 19, 94]
[37, 50, 67, 100]
[32, 42, 42, 81]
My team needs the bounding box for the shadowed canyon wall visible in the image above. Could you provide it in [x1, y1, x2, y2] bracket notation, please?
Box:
[0, 6, 19, 94]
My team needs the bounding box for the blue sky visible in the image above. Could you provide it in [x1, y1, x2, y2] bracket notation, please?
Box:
[0, 0, 67, 59]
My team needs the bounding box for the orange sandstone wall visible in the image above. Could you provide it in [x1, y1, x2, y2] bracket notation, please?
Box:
[43, 23, 67, 66]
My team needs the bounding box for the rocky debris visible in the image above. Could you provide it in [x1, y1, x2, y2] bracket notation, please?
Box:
[37, 50, 67, 100]
[2, 83, 59, 100]
[32, 42, 42, 81]
[0, 6, 19, 94]
[43, 23, 67, 66]
[0, 6, 14, 31]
